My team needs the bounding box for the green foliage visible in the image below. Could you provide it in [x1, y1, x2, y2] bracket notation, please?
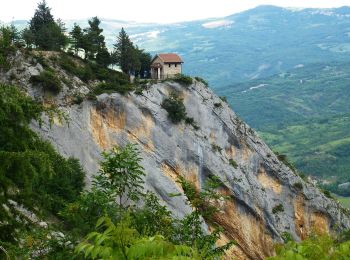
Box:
[211, 143, 222, 153]
[275, 153, 297, 173]
[173, 74, 193, 86]
[0, 84, 84, 244]
[214, 102, 222, 108]
[293, 182, 303, 191]
[322, 189, 334, 199]
[224, 62, 350, 196]
[131, 192, 174, 238]
[229, 159, 238, 169]
[60, 187, 119, 237]
[69, 23, 84, 55]
[194, 76, 209, 87]
[161, 92, 187, 123]
[75, 215, 199, 259]
[269, 233, 350, 260]
[219, 96, 227, 103]
[28, 0, 67, 50]
[112, 28, 144, 75]
[93, 82, 134, 96]
[0, 26, 16, 70]
[272, 204, 284, 214]
[30, 70, 62, 94]
[177, 175, 226, 223]
[185, 117, 200, 130]
[97, 144, 146, 207]
[58, 54, 92, 81]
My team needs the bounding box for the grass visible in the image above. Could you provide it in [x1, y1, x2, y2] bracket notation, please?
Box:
[337, 196, 350, 209]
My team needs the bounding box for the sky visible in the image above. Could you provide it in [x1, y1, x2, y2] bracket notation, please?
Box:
[1, 0, 350, 23]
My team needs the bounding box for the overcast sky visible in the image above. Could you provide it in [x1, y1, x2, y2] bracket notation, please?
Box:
[1, 0, 350, 23]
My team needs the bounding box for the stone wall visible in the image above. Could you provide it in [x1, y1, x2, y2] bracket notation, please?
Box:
[163, 63, 182, 78]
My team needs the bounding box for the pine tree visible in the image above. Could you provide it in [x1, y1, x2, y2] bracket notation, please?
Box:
[29, 0, 55, 34]
[136, 47, 152, 78]
[21, 28, 35, 49]
[113, 27, 134, 74]
[84, 17, 105, 60]
[69, 23, 84, 55]
[96, 46, 111, 67]
[28, 0, 67, 50]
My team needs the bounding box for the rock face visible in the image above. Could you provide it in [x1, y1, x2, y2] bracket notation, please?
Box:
[2, 51, 350, 259]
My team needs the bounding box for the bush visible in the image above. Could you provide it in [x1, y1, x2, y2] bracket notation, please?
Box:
[214, 102, 222, 108]
[275, 152, 297, 173]
[194, 76, 208, 87]
[293, 182, 303, 191]
[185, 117, 199, 130]
[272, 204, 284, 214]
[211, 144, 222, 153]
[92, 82, 134, 96]
[229, 159, 238, 169]
[161, 92, 187, 123]
[59, 54, 94, 82]
[30, 70, 62, 94]
[173, 74, 193, 86]
[219, 96, 227, 103]
[322, 189, 334, 199]
[269, 233, 350, 260]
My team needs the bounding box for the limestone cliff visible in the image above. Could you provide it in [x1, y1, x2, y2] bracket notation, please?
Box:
[2, 51, 350, 259]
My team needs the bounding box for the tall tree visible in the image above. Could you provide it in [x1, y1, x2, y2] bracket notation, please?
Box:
[69, 23, 84, 55]
[113, 27, 134, 74]
[84, 17, 105, 60]
[136, 47, 151, 78]
[96, 46, 111, 67]
[21, 28, 35, 49]
[28, 0, 67, 50]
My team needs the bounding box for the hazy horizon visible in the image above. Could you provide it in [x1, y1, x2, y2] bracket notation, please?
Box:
[0, 0, 349, 24]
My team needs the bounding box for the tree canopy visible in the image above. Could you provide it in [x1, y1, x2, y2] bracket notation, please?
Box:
[28, 0, 67, 50]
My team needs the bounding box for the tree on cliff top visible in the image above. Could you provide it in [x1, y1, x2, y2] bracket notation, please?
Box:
[28, 0, 67, 50]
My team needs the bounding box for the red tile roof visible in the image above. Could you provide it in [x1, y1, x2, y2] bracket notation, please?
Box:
[153, 53, 183, 63]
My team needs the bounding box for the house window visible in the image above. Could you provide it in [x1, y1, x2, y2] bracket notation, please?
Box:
[168, 64, 171, 68]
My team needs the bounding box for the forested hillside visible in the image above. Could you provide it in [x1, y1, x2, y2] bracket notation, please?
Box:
[218, 62, 350, 196]
[2, 2, 350, 259]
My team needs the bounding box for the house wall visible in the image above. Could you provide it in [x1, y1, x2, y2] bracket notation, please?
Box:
[163, 63, 182, 78]
[151, 57, 164, 79]
[151, 56, 183, 79]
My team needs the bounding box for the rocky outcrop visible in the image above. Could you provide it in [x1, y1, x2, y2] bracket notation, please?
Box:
[2, 51, 350, 259]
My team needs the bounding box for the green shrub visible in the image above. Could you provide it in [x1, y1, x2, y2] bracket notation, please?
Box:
[0, 26, 17, 70]
[269, 233, 350, 260]
[92, 82, 134, 96]
[30, 70, 62, 94]
[229, 159, 238, 169]
[322, 189, 334, 199]
[214, 102, 222, 108]
[173, 74, 193, 86]
[211, 144, 222, 153]
[33, 54, 51, 70]
[293, 182, 303, 191]
[185, 117, 199, 130]
[194, 76, 209, 87]
[58, 54, 94, 82]
[275, 152, 297, 173]
[0, 84, 84, 243]
[272, 204, 284, 214]
[219, 96, 227, 103]
[161, 92, 187, 123]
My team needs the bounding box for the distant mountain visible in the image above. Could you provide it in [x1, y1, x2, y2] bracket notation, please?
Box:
[11, 5, 350, 87]
[217, 61, 350, 195]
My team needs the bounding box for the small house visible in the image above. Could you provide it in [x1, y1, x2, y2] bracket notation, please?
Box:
[150, 53, 183, 80]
